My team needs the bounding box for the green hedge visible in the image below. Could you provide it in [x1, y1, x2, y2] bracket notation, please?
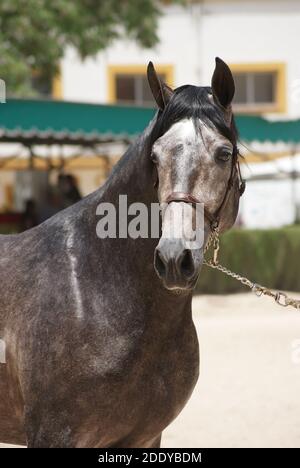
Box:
[196, 226, 300, 294]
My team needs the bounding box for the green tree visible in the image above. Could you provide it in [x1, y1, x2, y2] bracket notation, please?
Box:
[0, 0, 185, 96]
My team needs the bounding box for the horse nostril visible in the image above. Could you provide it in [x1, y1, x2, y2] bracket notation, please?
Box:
[179, 250, 195, 278]
[154, 249, 167, 278]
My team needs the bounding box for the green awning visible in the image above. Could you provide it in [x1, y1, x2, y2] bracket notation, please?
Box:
[236, 115, 300, 144]
[0, 99, 155, 145]
[1, 98, 300, 145]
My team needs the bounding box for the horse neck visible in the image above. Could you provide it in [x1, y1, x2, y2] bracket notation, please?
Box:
[82, 118, 193, 313]
[81, 118, 158, 254]
[101, 123, 156, 207]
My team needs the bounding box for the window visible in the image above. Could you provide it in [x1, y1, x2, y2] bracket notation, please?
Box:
[31, 70, 62, 99]
[108, 65, 174, 106]
[230, 63, 286, 114]
[115, 74, 157, 106]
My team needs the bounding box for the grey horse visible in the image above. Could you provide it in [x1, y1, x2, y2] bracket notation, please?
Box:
[0, 58, 243, 447]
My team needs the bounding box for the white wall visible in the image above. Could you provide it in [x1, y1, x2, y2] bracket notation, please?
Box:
[239, 178, 300, 228]
[62, 5, 199, 104]
[61, 1, 300, 118]
[200, 1, 300, 118]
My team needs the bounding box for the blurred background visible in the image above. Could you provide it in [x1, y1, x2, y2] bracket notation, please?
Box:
[1, 0, 300, 449]
[1, 0, 300, 293]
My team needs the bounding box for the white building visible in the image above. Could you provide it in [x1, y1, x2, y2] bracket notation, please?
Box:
[59, 0, 300, 120]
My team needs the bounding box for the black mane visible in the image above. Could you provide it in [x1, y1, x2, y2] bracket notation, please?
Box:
[150, 85, 238, 148]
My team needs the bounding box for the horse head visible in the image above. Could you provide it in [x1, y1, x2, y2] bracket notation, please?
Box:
[148, 58, 244, 291]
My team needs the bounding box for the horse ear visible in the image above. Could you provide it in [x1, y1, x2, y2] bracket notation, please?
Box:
[147, 61, 173, 110]
[211, 57, 235, 109]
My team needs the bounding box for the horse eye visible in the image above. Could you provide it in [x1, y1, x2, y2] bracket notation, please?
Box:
[216, 148, 232, 162]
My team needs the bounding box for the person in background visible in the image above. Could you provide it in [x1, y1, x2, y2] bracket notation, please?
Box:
[39, 188, 62, 223]
[65, 174, 82, 206]
[21, 199, 38, 231]
[58, 174, 82, 208]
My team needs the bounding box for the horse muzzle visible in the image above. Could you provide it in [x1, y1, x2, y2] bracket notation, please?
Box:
[154, 238, 203, 290]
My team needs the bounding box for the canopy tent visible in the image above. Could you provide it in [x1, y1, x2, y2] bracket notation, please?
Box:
[1, 98, 300, 169]
[1, 99, 300, 229]
[1, 98, 300, 144]
[0, 99, 156, 147]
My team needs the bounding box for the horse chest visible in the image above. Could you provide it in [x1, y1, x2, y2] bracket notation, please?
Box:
[142, 333, 199, 426]
[74, 320, 199, 446]
[112, 321, 200, 440]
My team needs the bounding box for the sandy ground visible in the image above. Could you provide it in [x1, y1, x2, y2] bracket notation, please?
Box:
[1, 292, 300, 448]
[163, 293, 300, 448]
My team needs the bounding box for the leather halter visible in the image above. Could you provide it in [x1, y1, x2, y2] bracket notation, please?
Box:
[163, 150, 245, 231]
[165, 191, 217, 226]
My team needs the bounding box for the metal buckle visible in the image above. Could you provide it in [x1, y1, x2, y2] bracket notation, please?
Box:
[211, 220, 219, 231]
[275, 292, 288, 307]
[252, 283, 263, 297]
[213, 244, 219, 265]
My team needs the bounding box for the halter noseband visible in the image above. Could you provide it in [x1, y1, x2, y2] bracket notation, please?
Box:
[163, 150, 245, 231]
[165, 191, 217, 227]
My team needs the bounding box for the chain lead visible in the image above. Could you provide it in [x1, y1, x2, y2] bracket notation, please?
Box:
[204, 230, 300, 310]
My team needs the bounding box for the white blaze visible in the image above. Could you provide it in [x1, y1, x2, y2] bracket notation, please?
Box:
[0, 339, 6, 363]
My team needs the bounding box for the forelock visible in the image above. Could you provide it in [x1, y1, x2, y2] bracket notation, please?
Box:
[150, 85, 238, 147]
